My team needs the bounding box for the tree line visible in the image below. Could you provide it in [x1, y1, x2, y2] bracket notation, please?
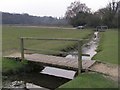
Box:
[65, 0, 120, 28]
[2, 0, 119, 28]
[2, 12, 68, 26]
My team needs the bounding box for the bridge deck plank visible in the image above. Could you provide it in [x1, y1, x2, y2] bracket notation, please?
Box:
[4, 53, 96, 70]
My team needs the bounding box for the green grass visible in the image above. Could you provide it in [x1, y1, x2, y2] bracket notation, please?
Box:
[57, 29, 118, 89]
[2, 26, 118, 88]
[2, 58, 45, 74]
[2, 25, 93, 73]
[2, 26, 93, 55]
[93, 29, 118, 64]
[58, 73, 118, 88]
[2, 58, 28, 74]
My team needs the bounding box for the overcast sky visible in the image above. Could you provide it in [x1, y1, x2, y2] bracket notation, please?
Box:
[0, 0, 117, 17]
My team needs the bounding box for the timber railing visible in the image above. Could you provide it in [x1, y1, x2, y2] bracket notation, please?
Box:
[20, 37, 89, 74]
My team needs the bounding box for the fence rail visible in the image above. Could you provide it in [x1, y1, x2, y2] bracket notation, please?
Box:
[20, 37, 88, 74]
[21, 37, 86, 41]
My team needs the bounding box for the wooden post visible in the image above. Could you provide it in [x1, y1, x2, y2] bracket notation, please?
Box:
[20, 38, 24, 61]
[78, 40, 82, 75]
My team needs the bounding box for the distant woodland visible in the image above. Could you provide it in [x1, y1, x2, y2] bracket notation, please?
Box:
[65, 1, 119, 28]
[1, 0, 119, 28]
[2, 12, 68, 26]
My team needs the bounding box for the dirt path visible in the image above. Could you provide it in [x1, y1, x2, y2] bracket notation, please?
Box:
[90, 61, 119, 81]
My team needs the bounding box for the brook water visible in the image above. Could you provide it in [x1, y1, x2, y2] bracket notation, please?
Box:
[3, 32, 99, 90]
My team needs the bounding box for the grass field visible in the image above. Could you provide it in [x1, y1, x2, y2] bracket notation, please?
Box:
[2, 26, 118, 88]
[58, 73, 118, 88]
[93, 29, 118, 64]
[2, 25, 93, 73]
[2, 26, 93, 55]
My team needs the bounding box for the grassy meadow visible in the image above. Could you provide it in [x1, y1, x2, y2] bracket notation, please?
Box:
[2, 26, 118, 88]
[2, 25, 93, 73]
[2, 26, 93, 55]
[93, 29, 118, 64]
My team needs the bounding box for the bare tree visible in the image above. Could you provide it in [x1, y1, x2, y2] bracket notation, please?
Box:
[65, 1, 91, 26]
[96, 0, 119, 27]
[65, 1, 91, 19]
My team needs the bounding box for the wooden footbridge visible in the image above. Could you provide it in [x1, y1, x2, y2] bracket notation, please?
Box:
[4, 37, 96, 74]
[4, 53, 96, 71]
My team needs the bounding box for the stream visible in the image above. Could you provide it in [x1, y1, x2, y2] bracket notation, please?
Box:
[66, 32, 99, 60]
[2, 32, 99, 90]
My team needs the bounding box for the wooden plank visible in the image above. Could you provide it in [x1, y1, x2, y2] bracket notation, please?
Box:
[20, 38, 24, 61]
[27, 54, 95, 69]
[21, 37, 85, 42]
[78, 41, 82, 74]
[3, 53, 96, 70]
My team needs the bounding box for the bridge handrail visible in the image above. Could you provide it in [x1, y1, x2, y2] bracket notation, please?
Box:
[20, 37, 88, 42]
[20, 37, 90, 74]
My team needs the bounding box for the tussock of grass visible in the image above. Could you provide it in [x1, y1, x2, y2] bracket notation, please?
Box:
[2, 58, 45, 75]
[2, 58, 28, 74]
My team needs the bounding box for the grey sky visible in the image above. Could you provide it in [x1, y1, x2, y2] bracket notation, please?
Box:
[0, 0, 115, 17]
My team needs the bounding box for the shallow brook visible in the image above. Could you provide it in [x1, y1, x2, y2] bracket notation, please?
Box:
[65, 32, 99, 60]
